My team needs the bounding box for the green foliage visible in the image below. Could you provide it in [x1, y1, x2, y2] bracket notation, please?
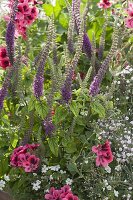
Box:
[0, 0, 133, 200]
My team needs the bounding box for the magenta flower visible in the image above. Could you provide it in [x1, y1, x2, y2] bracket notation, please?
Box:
[125, 17, 133, 28]
[126, 2, 133, 17]
[10, 144, 40, 172]
[92, 140, 113, 167]
[44, 185, 79, 200]
[62, 193, 79, 200]
[45, 187, 61, 200]
[125, 2, 133, 28]
[97, 0, 112, 9]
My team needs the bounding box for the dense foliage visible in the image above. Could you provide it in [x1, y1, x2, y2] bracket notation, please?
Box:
[0, 0, 133, 199]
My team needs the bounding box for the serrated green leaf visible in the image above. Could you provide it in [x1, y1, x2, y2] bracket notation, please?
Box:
[70, 101, 80, 117]
[48, 137, 59, 157]
[91, 101, 105, 118]
[53, 106, 68, 125]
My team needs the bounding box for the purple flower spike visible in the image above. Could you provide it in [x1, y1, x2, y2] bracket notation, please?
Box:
[61, 69, 73, 103]
[83, 33, 92, 58]
[5, 21, 15, 65]
[89, 76, 100, 96]
[33, 75, 44, 99]
[43, 119, 55, 135]
[0, 87, 8, 110]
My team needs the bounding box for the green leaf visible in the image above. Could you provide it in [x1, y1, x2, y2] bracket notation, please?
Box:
[67, 162, 79, 175]
[35, 101, 48, 119]
[43, 4, 54, 16]
[59, 13, 69, 28]
[54, 3, 61, 18]
[62, 136, 77, 153]
[48, 137, 59, 157]
[70, 101, 80, 117]
[28, 96, 36, 111]
[53, 106, 68, 125]
[91, 101, 105, 118]
[11, 134, 18, 148]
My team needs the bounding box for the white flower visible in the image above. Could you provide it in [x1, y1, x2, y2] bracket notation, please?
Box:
[84, 160, 88, 164]
[60, 170, 66, 174]
[42, 165, 48, 173]
[32, 180, 41, 191]
[49, 165, 60, 171]
[130, 121, 133, 125]
[49, 175, 53, 181]
[125, 116, 129, 120]
[33, 173, 37, 176]
[66, 178, 73, 185]
[0, 180, 6, 190]
[105, 166, 111, 173]
[80, 111, 88, 116]
[127, 194, 131, 200]
[4, 175, 10, 182]
[115, 165, 121, 171]
[50, 0, 56, 6]
[114, 190, 119, 197]
[106, 185, 112, 190]
[103, 180, 108, 186]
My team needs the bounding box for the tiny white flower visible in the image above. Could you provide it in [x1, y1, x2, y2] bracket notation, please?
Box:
[42, 165, 48, 173]
[84, 160, 88, 164]
[66, 178, 73, 185]
[0, 180, 6, 190]
[114, 190, 119, 197]
[130, 121, 133, 125]
[103, 180, 108, 186]
[128, 187, 132, 190]
[125, 116, 129, 120]
[50, 0, 56, 6]
[105, 166, 111, 173]
[4, 175, 10, 182]
[115, 165, 121, 171]
[33, 173, 37, 176]
[49, 175, 53, 181]
[106, 185, 112, 190]
[60, 170, 66, 174]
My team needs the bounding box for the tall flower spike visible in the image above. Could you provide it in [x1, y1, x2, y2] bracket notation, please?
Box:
[11, 42, 22, 96]
[89, 22, 119, 96]
[72, 0, 92, 58]
[61, 68, 73, 103]
[33, 20, 54, 99]
[66, 0, 75, 53]
[98, 16, 108, 60]
[61, 16, 85, 103]
[0, 70, 13, 110]
[5, 0, 18, 65]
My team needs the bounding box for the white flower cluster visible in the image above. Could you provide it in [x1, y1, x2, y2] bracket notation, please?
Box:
[41, 164, 66, 174]
[0, 180, 6, 190]
[0, 175, 10, 190]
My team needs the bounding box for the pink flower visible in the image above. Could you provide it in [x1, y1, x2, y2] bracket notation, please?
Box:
[10, 144, 40, 172]
[125, 17, 133, 28]
[97, 0, 112, 9]
[92, 140, 113, 167]
[44, 185, 79, 200]
[0, 47, 7, 59]
[62, 193, 79, 200]
[127, 3, 133, 17]
[45, 187, 61, 200]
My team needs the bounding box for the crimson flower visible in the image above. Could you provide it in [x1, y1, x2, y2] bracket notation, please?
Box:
[97, 0, 112, 9]
[92, 140, 113, 167]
